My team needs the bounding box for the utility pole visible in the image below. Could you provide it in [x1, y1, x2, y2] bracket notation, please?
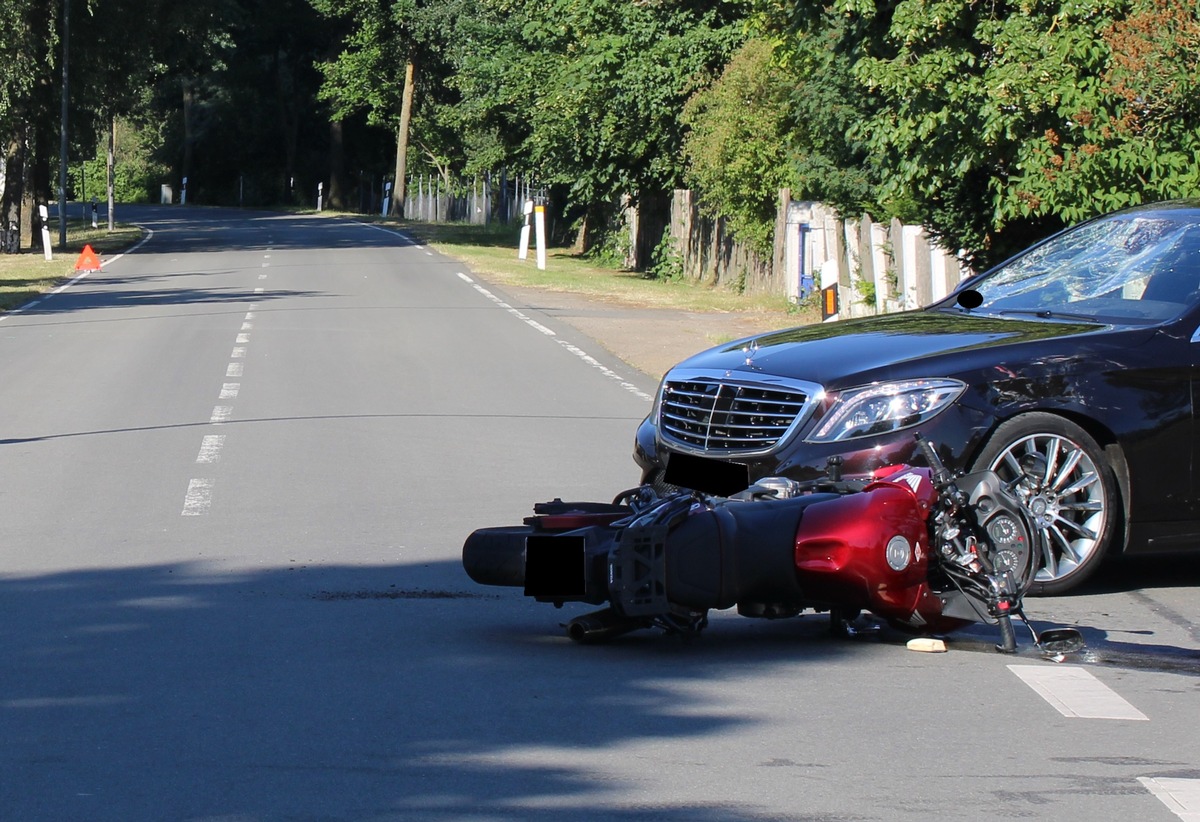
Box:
[108, 116, 115, 232]
[58, 0, 70, 250]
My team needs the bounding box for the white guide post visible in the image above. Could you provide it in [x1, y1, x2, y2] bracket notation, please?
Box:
[534, 202, 547, 271]
[517, 199, 533, 260]
[39, 205, 51, 260]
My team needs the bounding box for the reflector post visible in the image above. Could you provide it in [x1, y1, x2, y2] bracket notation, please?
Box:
[821, 285, 839, 319]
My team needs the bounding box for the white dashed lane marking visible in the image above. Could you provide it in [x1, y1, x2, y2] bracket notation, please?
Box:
[182, 304, 257, 516]
[1008, 665, 1148, 720]
[1140, 777, 1200, 821]
[196, 435, 225, 464]
[454, 271, 652, 402]
[181, 478, 214, 516]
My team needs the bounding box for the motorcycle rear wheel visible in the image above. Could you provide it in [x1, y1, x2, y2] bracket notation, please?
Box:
[462, 525, 530, 587]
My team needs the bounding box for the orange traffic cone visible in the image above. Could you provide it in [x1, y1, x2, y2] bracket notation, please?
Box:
[74, 244, 101, 272]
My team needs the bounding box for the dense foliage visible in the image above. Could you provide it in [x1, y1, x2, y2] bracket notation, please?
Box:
[1, 0, 1197, 267]
[751, 0, 1200, 267]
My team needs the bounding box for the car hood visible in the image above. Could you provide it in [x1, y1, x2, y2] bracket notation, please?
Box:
[671, 310, 1150, 388]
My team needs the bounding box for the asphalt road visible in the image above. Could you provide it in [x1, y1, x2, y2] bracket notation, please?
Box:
[2, 206, 1198, 821]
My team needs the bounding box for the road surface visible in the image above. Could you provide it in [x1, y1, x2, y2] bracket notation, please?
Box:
[1, 206, 1198, 821]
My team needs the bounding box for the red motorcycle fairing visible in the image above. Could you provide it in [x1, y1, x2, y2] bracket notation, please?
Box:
[793, 467, 965, 633]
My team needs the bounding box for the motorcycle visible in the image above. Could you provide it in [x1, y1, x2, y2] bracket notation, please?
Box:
[462, 435, 1084, 655]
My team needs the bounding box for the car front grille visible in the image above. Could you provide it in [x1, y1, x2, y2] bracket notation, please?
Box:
[657, 371, 820, 455]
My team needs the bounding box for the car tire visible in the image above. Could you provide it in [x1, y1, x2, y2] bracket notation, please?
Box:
[971, 413, 1118, 596]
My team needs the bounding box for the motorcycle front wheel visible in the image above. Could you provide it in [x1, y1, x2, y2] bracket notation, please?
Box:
[972, 413, 1117, 596]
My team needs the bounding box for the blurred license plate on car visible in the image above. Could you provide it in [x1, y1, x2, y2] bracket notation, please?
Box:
[664, 452, 749, 497]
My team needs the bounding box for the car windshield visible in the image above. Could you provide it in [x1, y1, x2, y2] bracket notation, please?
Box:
[961, 212, 1200, 324]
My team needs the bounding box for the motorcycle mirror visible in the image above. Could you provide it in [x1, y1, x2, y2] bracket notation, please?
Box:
[1037, 627, 1086, 656]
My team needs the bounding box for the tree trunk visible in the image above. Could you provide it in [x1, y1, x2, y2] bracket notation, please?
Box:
[3, 129, 26, 250]
[327, 119, 348, 210]
[390, 60, 416, 217]
[107, 115, 115, 231]
[182, 80, 195, 201]
[31, 122, 52, 253]
[274, 49, 300, 206]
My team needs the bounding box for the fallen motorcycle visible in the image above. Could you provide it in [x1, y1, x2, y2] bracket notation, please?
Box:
[463, 436, 1084, 654]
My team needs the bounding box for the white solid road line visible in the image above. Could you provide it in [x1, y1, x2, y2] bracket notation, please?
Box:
[1008, 665, 1148, 720]
[1140, 777, 1200, 822]
[0, 226, 156, 322]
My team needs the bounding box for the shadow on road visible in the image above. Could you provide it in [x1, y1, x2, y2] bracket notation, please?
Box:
[117, 205, 419, 254]
[1078, 553, 1200, 595]
[1, 558, 857, 820]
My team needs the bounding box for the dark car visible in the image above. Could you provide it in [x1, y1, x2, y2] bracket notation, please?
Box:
[635, 200, 1200, 594]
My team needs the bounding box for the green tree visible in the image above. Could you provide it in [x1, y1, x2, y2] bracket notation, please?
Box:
[1004, 0, 1200, 224]
[69, 117, 170, 203]
[0, 0, 52, 243]
[450, 0, 744, 259]
[681, 23, 884, 255]
[681, 39, 792, 255]
[312, 0, 462, 214]
[755, 0, 1200, 267]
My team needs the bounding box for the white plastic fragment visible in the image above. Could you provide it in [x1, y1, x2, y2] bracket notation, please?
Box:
[907, 637, 947, 653]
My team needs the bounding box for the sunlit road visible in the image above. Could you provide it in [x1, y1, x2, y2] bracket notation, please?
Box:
[1, 206, 1198, 821]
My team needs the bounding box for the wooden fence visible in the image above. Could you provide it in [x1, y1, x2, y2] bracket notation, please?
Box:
[404, 177, 968, 320]
[665, 189, 969, 319]
[664, 189, 779, 295]
[402, 174, 533, 225]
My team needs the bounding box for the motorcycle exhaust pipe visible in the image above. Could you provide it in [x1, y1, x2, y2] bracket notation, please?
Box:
[565, 608, 645, 644]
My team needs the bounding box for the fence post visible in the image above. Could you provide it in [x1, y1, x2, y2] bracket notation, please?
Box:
[913, 228, 933, 307]
[774, 188, 789, 290]
[782, 199, 813, 302]
[841, 218, 862, 317]
[869, 218, 890, 314]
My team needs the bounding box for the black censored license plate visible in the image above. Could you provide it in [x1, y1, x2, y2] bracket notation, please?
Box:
[663, 452, 750, 497]
[523, 535, 587, 599]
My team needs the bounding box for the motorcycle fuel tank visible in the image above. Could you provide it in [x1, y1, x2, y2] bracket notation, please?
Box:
[791, 469, 960, 632]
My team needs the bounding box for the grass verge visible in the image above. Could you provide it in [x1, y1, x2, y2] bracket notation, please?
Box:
[0, 221, 144, 312]
[396, 219, 816, 319]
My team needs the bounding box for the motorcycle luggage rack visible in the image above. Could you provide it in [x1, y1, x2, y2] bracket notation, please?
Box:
[610, 523, 670, 616]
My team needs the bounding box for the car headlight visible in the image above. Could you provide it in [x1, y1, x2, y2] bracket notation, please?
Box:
[806, 379, 966, 443]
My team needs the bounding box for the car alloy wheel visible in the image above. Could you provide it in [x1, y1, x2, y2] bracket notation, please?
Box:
[973, 413, 1115, 595]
